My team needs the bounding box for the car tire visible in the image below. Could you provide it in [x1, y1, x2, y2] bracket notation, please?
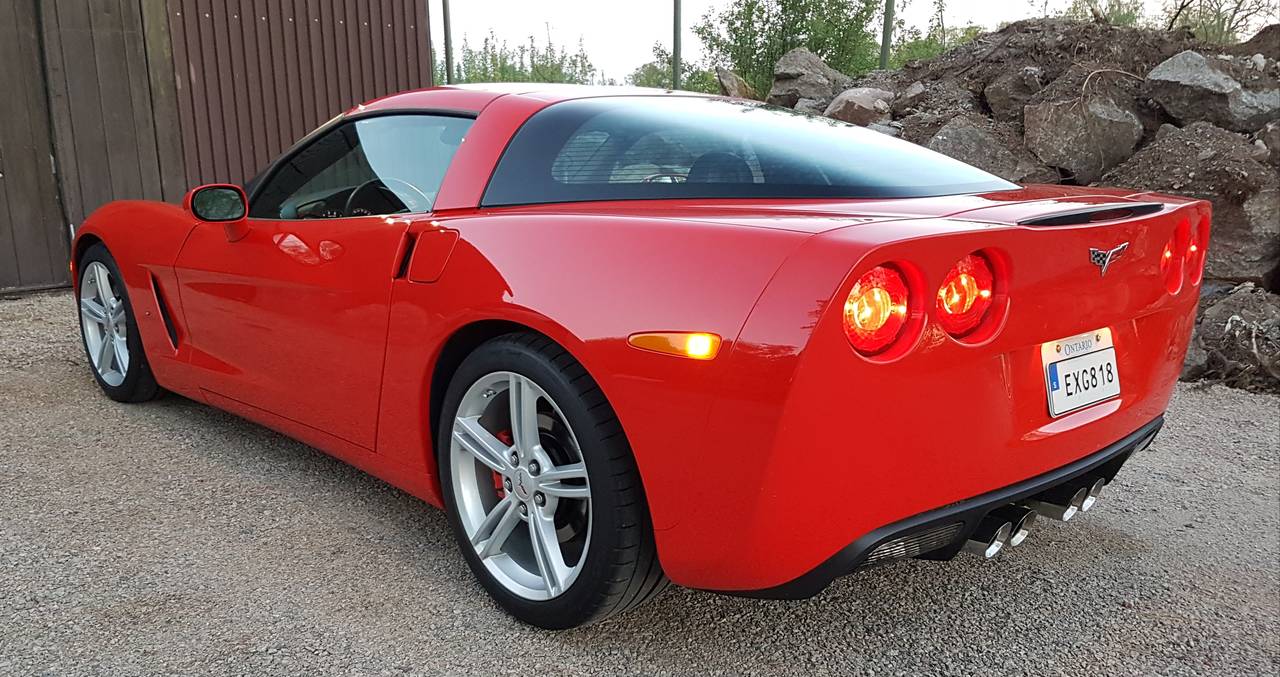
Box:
[76, 242, 163, 403]
[437, 332, 668, 629]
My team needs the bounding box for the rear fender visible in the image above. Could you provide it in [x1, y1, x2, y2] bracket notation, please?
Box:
[374, 212, 811, 513]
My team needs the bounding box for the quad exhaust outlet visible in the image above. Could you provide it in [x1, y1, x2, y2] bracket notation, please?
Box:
[991, 505, 1037, 547]
[1025, 484, 1090, 522]
[1079, 477, 1106, 512]
[961, 477, 1107, 559]
[962, 515, 1013, 559]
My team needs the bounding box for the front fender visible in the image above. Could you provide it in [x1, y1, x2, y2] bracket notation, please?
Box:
[72, 201, 195, 288]
[72, 200, 199, 394]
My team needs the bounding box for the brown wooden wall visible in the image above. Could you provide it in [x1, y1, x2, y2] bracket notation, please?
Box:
[0, 1, 73, 290]
[41, 0, 189, 228]
[0, 0, 433, 292]
[166, 0, 435, 187]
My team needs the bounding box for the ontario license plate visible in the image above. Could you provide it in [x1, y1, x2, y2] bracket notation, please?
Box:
[1042, 328, 1121, 417]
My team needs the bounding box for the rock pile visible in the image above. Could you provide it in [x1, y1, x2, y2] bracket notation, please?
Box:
[754, 19, 1280, 391]
[1182, 283, 1280, 391]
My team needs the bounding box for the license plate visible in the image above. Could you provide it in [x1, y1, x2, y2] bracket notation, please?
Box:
[1041, 328, 1121, 417]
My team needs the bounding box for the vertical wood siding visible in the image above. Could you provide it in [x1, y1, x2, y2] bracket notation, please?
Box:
[166, 0, 433, 187]
[0, 0, 71, 290]
[0, 0, 432, 291]
[42, 0, 187, 220]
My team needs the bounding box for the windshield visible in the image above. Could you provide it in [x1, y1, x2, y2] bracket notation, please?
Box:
[482, 96, 1015, 207]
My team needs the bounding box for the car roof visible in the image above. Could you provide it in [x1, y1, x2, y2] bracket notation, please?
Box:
[354, 82, 715, 115]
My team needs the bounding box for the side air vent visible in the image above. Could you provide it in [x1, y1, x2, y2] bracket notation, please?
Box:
[394, 231, 418, 279]
[1018, 202, 1164, 227]
[150, 275, 180, 350]
[860, 522, 964, 567]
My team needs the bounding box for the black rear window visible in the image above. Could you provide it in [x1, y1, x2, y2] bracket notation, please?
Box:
[482, 96, 1015, 207]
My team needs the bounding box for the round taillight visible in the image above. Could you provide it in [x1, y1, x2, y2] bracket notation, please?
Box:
[1187, 214, 1209, 286]
[843, 265, 910, 354]
[1162, 219, 1190, 294]
[936, 253, 995, 337]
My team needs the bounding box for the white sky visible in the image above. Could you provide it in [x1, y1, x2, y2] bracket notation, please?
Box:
[427, 1, 1182, 82]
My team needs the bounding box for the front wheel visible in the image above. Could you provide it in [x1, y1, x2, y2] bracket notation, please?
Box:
[438, 333, 667, 629]
[76, 243, 162, 403]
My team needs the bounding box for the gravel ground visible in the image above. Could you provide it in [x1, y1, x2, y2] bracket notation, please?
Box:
[2, 290, 1277, 676]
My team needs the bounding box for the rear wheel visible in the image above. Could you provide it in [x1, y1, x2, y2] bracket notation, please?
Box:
[76, 243, 162, 403]
[438, 333, 667, 629]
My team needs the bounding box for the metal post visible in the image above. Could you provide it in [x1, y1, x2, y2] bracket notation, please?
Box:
[879, 0, 894, 69]
[442, 0, 454, 84]
[672, 0, 682, 90]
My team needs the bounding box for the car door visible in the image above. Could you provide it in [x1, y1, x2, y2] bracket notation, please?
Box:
[174, 113, 474, 449]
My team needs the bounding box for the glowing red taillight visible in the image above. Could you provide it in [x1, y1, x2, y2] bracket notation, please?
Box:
[1187, 213, 1209, 286]
[936, 253, 995, 337]
[1162, 219, 1191, 294]
[843, 265, 909, 354]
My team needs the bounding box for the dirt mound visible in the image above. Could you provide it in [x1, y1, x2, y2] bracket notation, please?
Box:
[1225, 24, 1280, 60]
[1106, 122, 1280, 286]
[1105, 122, 1272, 201]
[859, 18, 1202, 117]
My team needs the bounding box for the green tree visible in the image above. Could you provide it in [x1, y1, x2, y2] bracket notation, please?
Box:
[627, 43, 720, 94]
[888, 0, 980, 67]
[693, 0, 881, 98]
[889, 23, 981, 67]
[1060, 0, 1147, 26]
[435, 30, 597, 85]
[1162, 0, 1273, 44]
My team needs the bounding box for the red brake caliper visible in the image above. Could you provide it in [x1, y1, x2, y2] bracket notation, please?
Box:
[493, 429, 514, 497]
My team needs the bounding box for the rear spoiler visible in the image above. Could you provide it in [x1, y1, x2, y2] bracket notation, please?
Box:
[1017, 202, 1165, 227]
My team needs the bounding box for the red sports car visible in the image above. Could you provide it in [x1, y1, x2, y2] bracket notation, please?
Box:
[71, 84, 1207, 628]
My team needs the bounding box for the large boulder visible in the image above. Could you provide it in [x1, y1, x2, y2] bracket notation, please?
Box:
[1024, 94, 1144, 184]
[1104, 122, 1280, 287]
[793, 98, 828, 115]
[892, 81, 926, 115]
[983, 66, 1044, 122]
[867, 122, 902, 137]
[926, 114, 1058, 183]
[824, 87, 894, 126]
[767, 48, 851, 109]
[893, 79, 985, 145]
[1145, 50, 1280, 133]
[716, 67, 757, 100]
[1182, 283, 1280, 392]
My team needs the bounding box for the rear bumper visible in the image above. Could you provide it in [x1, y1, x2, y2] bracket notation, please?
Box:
[718, 416, 1163, 600]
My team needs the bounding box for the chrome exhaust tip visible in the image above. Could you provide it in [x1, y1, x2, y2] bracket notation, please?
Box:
[962, 517, 1013, 559]
[1025, 485, 1089, 522]
[991, 505, 1037, 546]
[1079, 477, 1106, 512]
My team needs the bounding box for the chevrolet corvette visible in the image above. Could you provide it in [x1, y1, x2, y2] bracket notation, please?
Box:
[71, 84, 1207, 628]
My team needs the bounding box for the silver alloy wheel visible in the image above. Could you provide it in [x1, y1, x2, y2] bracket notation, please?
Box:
[79, 261, 130, 387]
[450, 371, 592, 600]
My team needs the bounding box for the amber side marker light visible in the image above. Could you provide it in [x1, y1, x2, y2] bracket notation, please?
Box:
[628, 332, 722, 360]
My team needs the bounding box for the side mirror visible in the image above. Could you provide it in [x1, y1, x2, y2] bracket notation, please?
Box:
[185, 184, 249, 242]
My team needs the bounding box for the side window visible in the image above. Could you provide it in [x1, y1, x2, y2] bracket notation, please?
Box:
[249, 114, 473, 219]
